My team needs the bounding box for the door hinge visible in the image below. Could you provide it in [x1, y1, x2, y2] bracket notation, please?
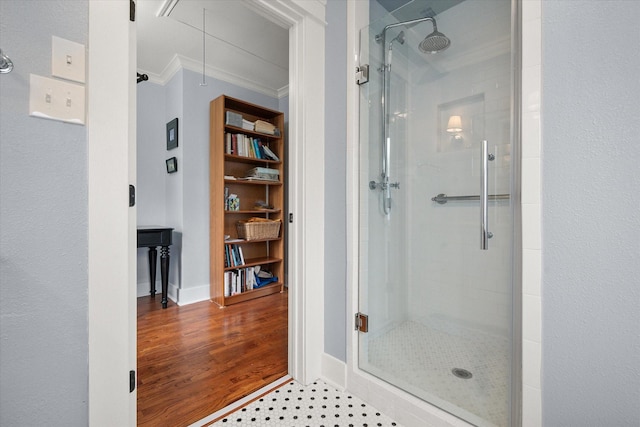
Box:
[355, 312, 368, 332]
[129, 370, 136, 392]
[129, 185, 135, 207]
[356, 65, 369, 85]
[289, 213, 293, 223]
[130, 0, 136, 22]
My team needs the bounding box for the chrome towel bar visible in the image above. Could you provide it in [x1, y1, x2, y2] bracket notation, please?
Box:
[431, 193, 510, 204]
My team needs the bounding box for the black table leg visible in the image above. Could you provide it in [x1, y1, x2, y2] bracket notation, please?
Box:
[160, 245, 170, 308]
[148, 246, 157, 297]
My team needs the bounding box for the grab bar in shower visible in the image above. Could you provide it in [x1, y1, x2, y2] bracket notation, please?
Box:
[431, 193, 510, 204]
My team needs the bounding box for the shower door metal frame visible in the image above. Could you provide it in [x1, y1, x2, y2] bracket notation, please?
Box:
[347, 0, 524, 426]
[509, 0, 523, 424]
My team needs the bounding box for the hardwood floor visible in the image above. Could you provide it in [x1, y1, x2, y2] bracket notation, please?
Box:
[137, 291, 288, 427]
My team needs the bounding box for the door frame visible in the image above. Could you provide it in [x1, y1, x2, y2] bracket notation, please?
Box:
[87, 0, 326, 424]
[87, 1, 137, 425]
[249, 0, 327, 385]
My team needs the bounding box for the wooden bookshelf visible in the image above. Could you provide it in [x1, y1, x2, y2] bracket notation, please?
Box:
[210, 95, 285, 306]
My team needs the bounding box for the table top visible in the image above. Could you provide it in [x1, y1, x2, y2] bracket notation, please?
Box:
[137, 226, 174, 232]
[137, 227, 173, 247]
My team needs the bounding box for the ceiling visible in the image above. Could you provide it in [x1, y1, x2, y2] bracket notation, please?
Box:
[136, 0, 289, 97]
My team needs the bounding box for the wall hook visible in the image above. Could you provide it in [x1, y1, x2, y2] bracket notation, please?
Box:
[0, 49, 14, 74]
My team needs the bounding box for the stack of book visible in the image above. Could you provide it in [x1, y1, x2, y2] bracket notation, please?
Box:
[244, 167, 279, 181]
[225, 111, 243, 127]
[242, 119, 255, 131]
[254, 120, 280, 136]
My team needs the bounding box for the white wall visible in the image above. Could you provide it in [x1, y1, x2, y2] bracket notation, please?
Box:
[407, 0, 513, 336]
[0, 1, 89, 424]
[541, 0, 640, 424]
[136, 68, 280, 304]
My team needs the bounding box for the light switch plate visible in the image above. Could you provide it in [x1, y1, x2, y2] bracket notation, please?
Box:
[52, 36, 86, 83]
[29, 74, 86, 125]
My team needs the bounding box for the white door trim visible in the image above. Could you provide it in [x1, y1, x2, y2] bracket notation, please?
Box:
[249, 0, 327, 385]
[87, 0, 136, 425]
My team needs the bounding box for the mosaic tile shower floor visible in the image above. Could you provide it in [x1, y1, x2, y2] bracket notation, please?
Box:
[211, 380, 402, 427]
[368, 321, 509, 427]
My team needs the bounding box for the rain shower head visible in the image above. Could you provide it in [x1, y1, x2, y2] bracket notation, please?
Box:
[376, 16, 450, 54]
[418, 18, 450, 54]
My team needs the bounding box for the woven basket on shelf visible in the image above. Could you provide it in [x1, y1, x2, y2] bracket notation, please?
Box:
[237, 218, 281, 241]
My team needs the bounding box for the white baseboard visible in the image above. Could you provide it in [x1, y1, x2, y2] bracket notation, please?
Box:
[320, 353, 347, 390]
[175, 284, 211, 306]
[137, 280, 177, 301]
[136, 281, 210, 306]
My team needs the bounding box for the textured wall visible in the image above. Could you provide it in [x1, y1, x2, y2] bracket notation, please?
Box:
[0, 1, 89, 424]
[324, 0, 348, 361]
[541, 1, 640, 424]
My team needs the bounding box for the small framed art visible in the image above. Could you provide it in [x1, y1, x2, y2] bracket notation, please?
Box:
[166, 118, 178, 150]
[166, 157, 178, 174]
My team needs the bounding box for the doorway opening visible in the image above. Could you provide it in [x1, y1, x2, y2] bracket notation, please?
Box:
[135, 1, 291, 424]
[88, 0, 326, 422]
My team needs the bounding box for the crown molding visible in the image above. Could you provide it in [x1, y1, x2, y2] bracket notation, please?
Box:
[139, 54, 288, 99]
[178, 55, 279, 98]
[277, 85, 289, 98]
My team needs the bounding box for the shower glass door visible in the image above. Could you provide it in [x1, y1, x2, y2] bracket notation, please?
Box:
[358, 1, 517, 426]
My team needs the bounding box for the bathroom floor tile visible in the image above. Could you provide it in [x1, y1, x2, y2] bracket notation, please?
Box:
[210, 380, 401, 427]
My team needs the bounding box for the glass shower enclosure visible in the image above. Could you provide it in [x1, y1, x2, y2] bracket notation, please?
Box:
[358, 1, 519, 426]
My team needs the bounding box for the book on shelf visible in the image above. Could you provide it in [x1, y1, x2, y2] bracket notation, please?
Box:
[245, 167, 279, 181]
[225, 111, 243, 127]
[254, 200, 274, 210]
[224, 266, 260, 296]
[226, 193, 239, 211]
[237, 245, 245, 266]
[262, 145, 280, 161]
[242, 119, 255, 131]
[225, 133, 276, 160]
[254, 120, 280, 136]
[224, 243, 248, 268]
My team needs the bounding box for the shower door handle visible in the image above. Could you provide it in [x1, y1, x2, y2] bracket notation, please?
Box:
[481, 140, 495, 250]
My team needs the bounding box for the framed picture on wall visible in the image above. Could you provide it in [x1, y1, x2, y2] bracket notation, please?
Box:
[166, 118, 178, 150]
[166, 157, 178, 174]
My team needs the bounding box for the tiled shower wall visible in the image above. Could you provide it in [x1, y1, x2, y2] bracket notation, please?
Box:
[404, 0, 514, 337]
[520, 0, 542, 425]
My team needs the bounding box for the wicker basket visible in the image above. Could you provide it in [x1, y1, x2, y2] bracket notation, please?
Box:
[237, 218, 281, 241]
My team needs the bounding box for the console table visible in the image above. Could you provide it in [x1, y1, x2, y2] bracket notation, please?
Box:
[137, 226, 173, 308]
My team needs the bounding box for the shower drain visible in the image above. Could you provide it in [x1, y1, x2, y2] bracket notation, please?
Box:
[451, 368, 473, 379]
